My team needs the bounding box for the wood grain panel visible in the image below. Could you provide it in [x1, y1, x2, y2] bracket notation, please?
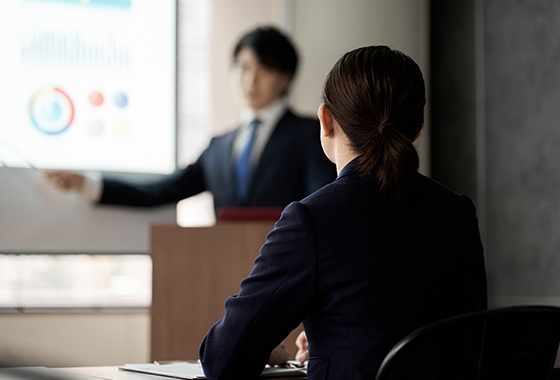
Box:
[151, 222, 304, 361]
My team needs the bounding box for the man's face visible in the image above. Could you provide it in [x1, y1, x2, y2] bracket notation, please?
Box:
[230, 47, 292, 112]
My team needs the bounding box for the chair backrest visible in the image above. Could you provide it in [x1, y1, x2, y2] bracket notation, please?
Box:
[375, 306, 560, 380]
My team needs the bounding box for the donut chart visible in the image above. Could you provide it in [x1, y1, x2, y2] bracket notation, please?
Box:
[29, 87, 75, 135]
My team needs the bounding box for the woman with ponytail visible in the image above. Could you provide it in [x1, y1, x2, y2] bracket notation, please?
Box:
[200, 46, 487, 380]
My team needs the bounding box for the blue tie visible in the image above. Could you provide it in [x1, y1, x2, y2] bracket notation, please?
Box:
[235, 119, 260, 204]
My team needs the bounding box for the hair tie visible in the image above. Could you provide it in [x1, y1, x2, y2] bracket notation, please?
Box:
[378, 120, 393, 135]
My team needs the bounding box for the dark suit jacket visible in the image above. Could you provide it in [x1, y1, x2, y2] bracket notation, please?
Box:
[199, 161, 487, 380]
[99, 109, 336, 210]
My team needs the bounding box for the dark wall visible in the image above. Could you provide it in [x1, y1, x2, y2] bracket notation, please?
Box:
[430, 0, 478, 204]
[431, 0, 560, 306]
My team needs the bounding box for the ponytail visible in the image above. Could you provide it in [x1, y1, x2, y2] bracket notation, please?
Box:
[322, 46, 425, 200]
[359, 123, 419, 200]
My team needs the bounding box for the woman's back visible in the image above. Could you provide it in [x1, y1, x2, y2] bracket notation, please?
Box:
[299, 162, 486, 379]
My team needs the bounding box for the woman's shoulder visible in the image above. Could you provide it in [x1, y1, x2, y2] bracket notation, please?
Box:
[301, 171, 476, 213]
[295, 172, 365, 217]
[415, 173, 467, 197]
[414, 173, 477, 213]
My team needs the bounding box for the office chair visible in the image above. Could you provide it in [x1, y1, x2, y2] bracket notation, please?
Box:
[375, 306, 560, 380]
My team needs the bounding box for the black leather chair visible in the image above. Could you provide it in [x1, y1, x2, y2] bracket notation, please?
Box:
[375, 306, 560, 380]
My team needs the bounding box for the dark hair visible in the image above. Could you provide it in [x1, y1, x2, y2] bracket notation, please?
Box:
[233, 26, 298, 77]
[321, 45, 426, 200]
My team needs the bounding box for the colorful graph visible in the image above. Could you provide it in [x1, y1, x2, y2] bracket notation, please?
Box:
[23, 0, 131, 9]
[29, 87, 75, 135]
[21, 30, 130, 70]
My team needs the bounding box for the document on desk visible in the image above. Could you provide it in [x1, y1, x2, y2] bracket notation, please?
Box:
[120, 361, 306, 379]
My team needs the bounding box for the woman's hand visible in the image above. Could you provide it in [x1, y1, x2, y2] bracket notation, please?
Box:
[295, 331, 309, 364]
[268, 343, 291, 367]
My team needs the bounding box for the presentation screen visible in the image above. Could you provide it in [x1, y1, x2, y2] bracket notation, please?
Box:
[0, 0, 176, 174]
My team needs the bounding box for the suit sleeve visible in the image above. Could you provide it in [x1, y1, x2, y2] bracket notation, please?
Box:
[199, 202, 317, 380]
[98, 155, 207, 207]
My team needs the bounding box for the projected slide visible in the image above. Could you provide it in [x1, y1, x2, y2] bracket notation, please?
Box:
[0, 0, 176, 173]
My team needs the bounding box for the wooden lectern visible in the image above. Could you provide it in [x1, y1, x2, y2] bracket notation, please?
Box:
[150, 221, 304, 361]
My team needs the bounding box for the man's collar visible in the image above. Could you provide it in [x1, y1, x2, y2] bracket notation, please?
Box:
[239, 98, 287, 126]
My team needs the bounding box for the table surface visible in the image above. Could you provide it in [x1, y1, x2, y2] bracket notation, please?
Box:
[0, 366, 145, 380]
[59, 366, 186, 379]
[2, 365, 560, 379]
[60, 365, 560, 380]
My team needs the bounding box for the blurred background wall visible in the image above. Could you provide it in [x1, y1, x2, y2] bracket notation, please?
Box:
[431, 0, 560, 307]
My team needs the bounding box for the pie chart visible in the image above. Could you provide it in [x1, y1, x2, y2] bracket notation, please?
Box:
[29, 87, 75, 135]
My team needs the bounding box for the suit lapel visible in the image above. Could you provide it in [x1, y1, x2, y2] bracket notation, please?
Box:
[219, 131, 238, 204]
[250, 110, 293, 191]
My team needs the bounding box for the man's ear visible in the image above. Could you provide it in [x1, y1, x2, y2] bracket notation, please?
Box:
[318, 104, 334, 137]
[280, 73, 293, 95]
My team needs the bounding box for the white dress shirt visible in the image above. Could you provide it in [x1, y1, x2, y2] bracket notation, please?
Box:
[232, 99, 287, 167]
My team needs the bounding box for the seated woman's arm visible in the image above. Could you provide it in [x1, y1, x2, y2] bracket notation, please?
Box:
[199, 202, 316, 379]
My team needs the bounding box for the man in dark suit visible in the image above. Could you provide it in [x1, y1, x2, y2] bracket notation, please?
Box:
[44, 26, 336, 211]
